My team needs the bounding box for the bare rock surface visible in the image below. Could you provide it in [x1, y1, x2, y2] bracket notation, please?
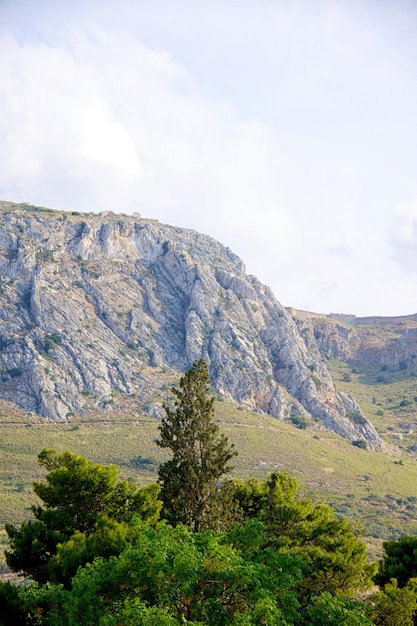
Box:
[0, 202, 384, 448]
[293, 309, 417, 371]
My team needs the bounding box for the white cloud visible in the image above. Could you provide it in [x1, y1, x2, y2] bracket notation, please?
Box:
[1, 1, 417, 316]
[391, 201, 417, 272]
[0, 24, 293, 283]
[80, 99, 141, 175]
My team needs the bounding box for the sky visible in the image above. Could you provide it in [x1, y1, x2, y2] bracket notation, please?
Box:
[1, 0, 417, 317]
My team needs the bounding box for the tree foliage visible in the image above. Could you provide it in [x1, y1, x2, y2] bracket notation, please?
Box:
[0, 581, 28, 626]
[375, 536, 417, 588]
[23, 518, 303, 626]
[5, 449, 161, 585]
[369, 578, 417, 626]
[230, 472, 376, 598]
[307, 591, 373, 625]
[157, 359, 237, 531]
[1, 450, 405, 625]
[2, 395, 412, 626]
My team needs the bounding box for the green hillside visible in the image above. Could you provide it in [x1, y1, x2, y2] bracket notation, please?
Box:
[2, 394, 417, 564]
[328, 356, 417, 454]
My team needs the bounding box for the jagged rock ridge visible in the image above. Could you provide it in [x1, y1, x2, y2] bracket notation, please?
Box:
[0, 201, 383, 449]
[292, 310, 417, 370]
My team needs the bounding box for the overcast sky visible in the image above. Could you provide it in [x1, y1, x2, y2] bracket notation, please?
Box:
[1, 0, 417, 316]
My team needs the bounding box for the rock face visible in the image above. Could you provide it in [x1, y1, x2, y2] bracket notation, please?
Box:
[0, 202, 384, 449]
[293, 310, 417, 371]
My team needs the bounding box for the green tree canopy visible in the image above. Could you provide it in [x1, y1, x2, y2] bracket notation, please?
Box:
[0, 581, 28, 626]
[30, 518, 303, 626]
[375, 536, 417, 588]
[157, 359, 237, 532]
[2, 453, 381, 625]
[230, 472, 376, 599]
[369, 578, 417, 626]
[5, 449, 161, 584]
[307, 591, 373, 625]
[17, 517, 378, 626]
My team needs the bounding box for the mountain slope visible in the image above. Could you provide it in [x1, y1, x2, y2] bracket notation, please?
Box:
[293, 310, 417, 369]
[291, 310, 417, 454]
[0, 201, 383, 448]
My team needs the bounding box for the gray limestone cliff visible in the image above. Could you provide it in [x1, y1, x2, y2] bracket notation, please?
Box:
[0, 202, 384, 449]
[292, 310, 417, 371]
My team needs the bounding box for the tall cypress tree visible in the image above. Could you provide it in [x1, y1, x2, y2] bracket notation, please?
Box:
[157, 359, 237, 531]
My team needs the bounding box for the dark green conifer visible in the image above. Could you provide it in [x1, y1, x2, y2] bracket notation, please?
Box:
[157, 359, 237, 531]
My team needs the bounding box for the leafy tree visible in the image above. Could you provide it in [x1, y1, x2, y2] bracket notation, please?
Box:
[5, 517, 63, 584]
[101, 601, 195, 625]
[5, 449, 161, 584]
[231, 472, 375, 599]
[20, 517, 375, 625]
[3, 454, 380, 625]
[375, 536, 417, 587]
[31, 448, 124, 533]
[47, 514, 133, 585]
[307, 591, 373, 625]
[30, 518, 303, 626]
[0, 581, 28, 626]
[369, 578, 417, 626]
[157, 359, 237, 531]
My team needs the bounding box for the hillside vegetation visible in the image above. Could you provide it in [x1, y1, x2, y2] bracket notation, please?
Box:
[329, 357, 417, 455]
[1, 394, 417, 565]
[1, 203, 417, 563]
[2, 362, 417, 625]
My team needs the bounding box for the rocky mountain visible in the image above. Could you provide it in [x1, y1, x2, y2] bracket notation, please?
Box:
[292, 310, 417, 371]
[0, 201, 383, 449]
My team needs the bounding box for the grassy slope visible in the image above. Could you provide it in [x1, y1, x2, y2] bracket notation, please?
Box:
[1, 395, 417, 563]
[328, 356, 417, 454]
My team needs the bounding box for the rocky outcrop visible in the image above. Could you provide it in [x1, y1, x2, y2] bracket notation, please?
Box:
[0, 202, 384, 449]
[293, 311, 417, 371]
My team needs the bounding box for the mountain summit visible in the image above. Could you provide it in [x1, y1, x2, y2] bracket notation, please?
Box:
[0, 201, 383, 449]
